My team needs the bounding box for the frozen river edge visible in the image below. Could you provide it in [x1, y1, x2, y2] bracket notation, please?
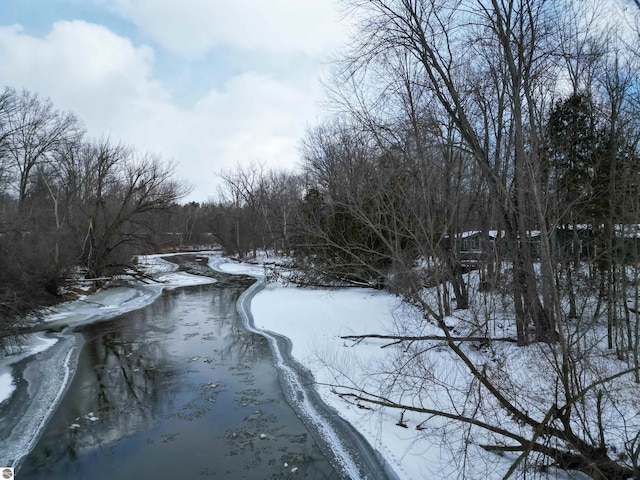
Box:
[0, 331, 83, 467]
[1, 254, 399, 478]
[0, 257, 210, 469]
[216, 259, 400, 480]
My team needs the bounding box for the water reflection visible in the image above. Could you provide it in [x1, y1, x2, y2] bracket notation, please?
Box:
[20, 279, 339, 479]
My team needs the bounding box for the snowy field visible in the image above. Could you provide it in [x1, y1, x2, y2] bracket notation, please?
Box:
[213, 256, 596, 480]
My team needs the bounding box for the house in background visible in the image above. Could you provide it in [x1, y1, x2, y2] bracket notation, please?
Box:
[454, 229, 541, 265]
[454, 225, 640, 265]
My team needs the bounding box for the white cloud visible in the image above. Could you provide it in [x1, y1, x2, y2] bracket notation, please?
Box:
[173, 71, 319, 199]
[97, 0, 349, 58]
[0, 20, 168, 128]
[0, 20, 324, 202]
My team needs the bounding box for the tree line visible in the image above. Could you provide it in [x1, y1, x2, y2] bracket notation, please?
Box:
[0, 87, 189, 335]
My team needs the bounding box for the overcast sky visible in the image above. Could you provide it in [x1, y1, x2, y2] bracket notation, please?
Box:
[0, 1, 636, 203]
[0, 0, 351, 202]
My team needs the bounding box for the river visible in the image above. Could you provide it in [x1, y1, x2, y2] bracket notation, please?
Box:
[0, 254, 397, 480]
[8, 256, 336, 479]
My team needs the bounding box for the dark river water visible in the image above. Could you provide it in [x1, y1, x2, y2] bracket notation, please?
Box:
[18, 265, 340, 479]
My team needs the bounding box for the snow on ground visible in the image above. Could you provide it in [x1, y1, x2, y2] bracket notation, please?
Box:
[212, 256, 592, 480]
[45, 255, 215, 327]
[0, 371, 14, 404]
[135, 253, 181, 274]
[215, 257, 267, 277]
[250, 285, 437, 479]
[216, 258, 460, 478]
[0, 334, 59, 405]
[213, 257, 453, 478]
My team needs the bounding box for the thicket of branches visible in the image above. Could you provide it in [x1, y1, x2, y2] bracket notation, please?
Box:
[205, 162, 304, 259]
[206, 1, 640, 478]
[0, 87, 189, 335]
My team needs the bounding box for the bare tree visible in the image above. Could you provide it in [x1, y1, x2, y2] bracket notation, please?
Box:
[0, 88, 191, 340]
[0, 89, 83, 335]
[2, 88, 83, 209]
[215, 162, 262, 258]
[291, 0, 640, 478]
[333, 0, 564, 343]
[69, 140, 190, 277]
[258, 170, 303, 253]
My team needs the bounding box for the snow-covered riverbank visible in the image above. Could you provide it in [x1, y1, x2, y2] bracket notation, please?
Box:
[2, 252, 601, 478]
[212, 256, 593, 480]
[212, 257, 440, 479]
[211, 257, 400, 480]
